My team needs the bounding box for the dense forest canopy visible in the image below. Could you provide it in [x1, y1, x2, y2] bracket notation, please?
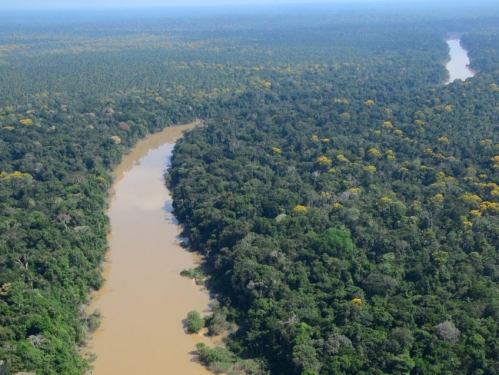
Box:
[1, 2, 499, 374]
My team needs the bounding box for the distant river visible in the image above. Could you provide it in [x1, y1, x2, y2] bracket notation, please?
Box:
[87, 121, 215, 375]
[446, 39, 475, 83]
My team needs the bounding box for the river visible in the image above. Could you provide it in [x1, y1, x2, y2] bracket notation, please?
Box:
[446, 39, 475, 83]
[86, 121, 215, 375]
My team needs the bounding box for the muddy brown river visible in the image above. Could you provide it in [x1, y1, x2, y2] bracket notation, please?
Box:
[87, 121, 215, 374]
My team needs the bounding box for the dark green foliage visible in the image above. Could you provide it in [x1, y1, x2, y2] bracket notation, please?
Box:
[167, 6, 499, 375]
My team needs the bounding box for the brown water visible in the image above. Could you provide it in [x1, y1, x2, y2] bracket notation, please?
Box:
[87, 121, 215, 375]
[446, 39, 475, 84]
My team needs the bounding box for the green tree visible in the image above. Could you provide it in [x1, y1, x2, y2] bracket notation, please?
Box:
[186, 310, 204, 333]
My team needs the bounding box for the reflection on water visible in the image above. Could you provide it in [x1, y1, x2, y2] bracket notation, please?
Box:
[446, 39, 475, 83]
[87, 121, 216, 375]
[164, 200, 179, 225]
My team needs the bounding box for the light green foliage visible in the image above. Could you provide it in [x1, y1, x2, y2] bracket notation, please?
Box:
[186, 310, 204, 333]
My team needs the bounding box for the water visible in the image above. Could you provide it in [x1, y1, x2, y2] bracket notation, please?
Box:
[86, 121, 215, 375]
[446, 39, 475, 84]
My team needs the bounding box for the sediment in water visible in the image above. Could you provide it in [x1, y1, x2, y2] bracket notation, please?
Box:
[86, 121, 216, 375]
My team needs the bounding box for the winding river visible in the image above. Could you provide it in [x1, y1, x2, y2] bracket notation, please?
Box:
[87, 121, 215, 375]
[446, 39, 475, 83]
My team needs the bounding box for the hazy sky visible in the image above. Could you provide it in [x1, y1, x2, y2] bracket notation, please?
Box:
[0, 0, 421, 9]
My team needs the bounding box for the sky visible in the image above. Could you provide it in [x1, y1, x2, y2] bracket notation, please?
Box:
[0, 0, 423, 9]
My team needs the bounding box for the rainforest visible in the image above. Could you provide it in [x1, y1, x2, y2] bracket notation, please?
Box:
[1, 1, 499, 374]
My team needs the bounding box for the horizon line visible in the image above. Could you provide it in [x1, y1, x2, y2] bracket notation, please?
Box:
[0, 0, 483, 10]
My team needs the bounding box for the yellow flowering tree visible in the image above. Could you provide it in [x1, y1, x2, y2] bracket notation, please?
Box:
[317, 156, 332, 166]
[460, 216, 473, 229]
[20, 118, 33, 125]
[348, 188, 361, 196]
[293, 205, 307, 213]
[411, 200, 422, 211]
[480, 201, 499, 213]
[458, 192, 482, 207]
[428, 193, 444, 205]
[111, 135, 121, 144]
[0, 171, 32, 180]
[438, 136, 450, 144]
[377, 196, 393, 211]
[367, 148, 382, 158]
[334, 98, 349, 104]
[480, 139, 493, 147]
[352, 298, 362, 307]
[336, 154, 349, 163]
